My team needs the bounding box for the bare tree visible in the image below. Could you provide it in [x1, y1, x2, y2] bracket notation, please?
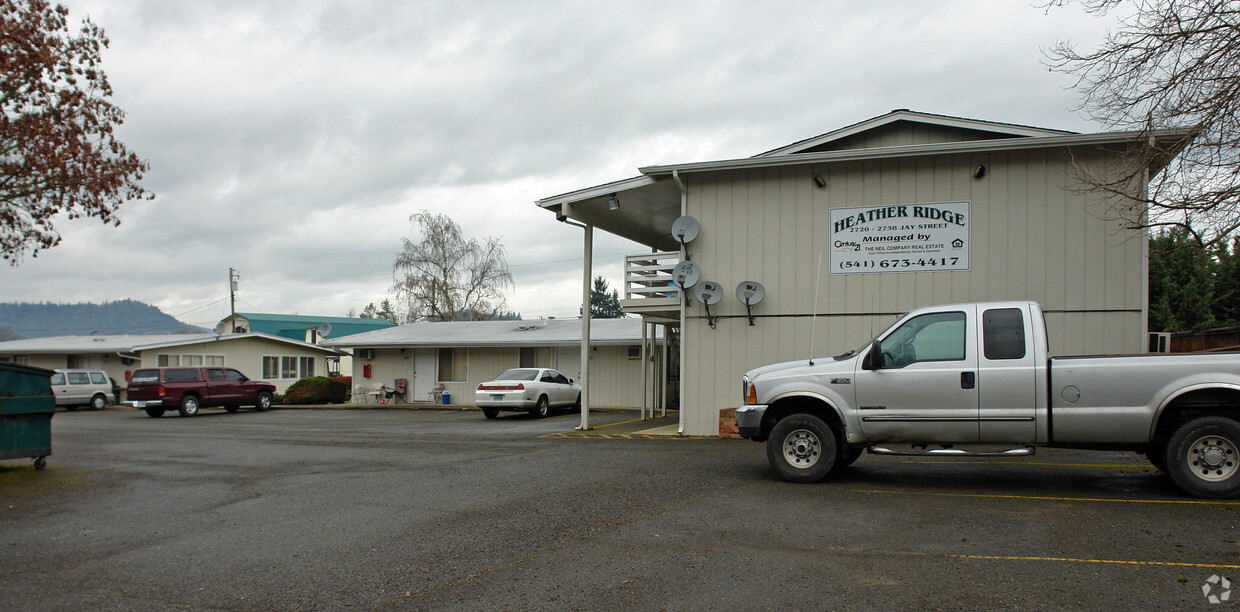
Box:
[1044, 0, 1238, 246]
[1, 0, 152, 263]
[392, 211, 514, 322]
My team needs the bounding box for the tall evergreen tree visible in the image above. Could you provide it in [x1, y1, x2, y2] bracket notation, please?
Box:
[1148, 229, 1218, 331]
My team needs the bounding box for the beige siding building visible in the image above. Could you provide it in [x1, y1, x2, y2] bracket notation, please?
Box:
[321, 318, 663, 410]
[537, 110, 1190, 436]
[0, 332, 342, 396]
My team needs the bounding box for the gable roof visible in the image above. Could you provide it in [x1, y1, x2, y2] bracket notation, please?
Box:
[321, 317, 659, 349]
[753, 109, 1073, 157]
[537, 110, 1195, 251]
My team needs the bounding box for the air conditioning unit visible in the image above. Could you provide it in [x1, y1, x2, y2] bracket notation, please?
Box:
[356, 348, 375, 360]
[1148, 332, 1171, 353]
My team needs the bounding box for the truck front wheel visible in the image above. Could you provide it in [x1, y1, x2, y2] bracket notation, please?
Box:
[766, 414, 838, 483]
[1164, 416, 1240, 499]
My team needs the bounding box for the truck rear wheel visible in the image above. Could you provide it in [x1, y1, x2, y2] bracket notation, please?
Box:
[178, 395, 200, 417]
[1164, 416, 1240, 499]
[766, 414, 838, 483]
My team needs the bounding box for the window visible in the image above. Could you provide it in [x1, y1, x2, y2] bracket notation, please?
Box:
[157, 354, 223, 367]
[262, 356, 280, 379]
[165, 368, 201, 382]
[50, 372, 65, 385]
[262, 355, 315, 379]
[438, 348, 467, 382]
[89, 372, 107, 384]
[66, 354, 84, 368]
[879, 312, 966, 368]
[627, 346, 641, 359]
[206, 369, 227, 382]
[519, 347, 551, 368]
[67, 371, 89, 384]
[983, 308, 1026, 360]
[226, 369, 247, 382]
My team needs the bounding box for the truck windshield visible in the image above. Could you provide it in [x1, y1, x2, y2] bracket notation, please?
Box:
[835, 314, 905, 360]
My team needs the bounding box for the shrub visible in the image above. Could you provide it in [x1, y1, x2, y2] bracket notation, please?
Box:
[282, 376, 348, 405]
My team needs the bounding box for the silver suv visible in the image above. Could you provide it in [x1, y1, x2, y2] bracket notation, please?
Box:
[50, 369, 116, 410]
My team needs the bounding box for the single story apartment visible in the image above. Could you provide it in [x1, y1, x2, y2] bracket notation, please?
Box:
[321, 317, 664, 410]
[0, 332, 344, 396]
[536, 109, 1191, 435]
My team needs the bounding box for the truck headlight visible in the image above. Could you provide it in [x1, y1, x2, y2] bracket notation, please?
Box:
[742, 376, 757, 405]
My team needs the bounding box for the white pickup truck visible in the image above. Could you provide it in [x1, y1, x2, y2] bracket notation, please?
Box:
[737, 301, 1240, 498]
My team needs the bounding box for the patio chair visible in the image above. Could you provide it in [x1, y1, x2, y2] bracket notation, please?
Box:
[385, 378, 408, 403]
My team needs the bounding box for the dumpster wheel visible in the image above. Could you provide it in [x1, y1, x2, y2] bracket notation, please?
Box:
[33, 456, 47, 470]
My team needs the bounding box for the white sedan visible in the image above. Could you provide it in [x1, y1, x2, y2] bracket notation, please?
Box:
[475, 368, 581, 419]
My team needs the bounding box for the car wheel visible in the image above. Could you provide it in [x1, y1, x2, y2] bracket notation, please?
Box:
[145, 407, 165, 418]
[90, 394, 107, 411]
[255, 391, 273, 411]
[1164, 416, 1240, 499]
[482, 407, 498, 419]
[531, 395, 550, 418]
[766, 413, 839, 483]
[178, 395, 200, 417]
[225, 405, 240, 413]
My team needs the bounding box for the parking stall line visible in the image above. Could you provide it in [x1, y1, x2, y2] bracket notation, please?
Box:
[826, 546, 1240, 571]
[852, 489, 1240, 506]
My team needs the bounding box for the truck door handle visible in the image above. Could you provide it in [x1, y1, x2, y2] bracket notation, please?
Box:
[961, 372, 975, 389]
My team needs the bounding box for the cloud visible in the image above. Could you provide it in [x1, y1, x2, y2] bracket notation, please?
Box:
[0, 0, 1117, 327]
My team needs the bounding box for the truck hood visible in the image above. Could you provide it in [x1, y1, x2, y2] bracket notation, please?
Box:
[746, 354, 860, 386]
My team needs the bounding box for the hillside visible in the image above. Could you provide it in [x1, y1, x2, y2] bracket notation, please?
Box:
[0, 300, 206, 339]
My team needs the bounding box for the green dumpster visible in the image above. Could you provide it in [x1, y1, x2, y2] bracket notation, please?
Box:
[0, 363, 55, 470]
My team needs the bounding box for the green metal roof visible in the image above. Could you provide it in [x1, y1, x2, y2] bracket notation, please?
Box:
[231, 313, 395, 342]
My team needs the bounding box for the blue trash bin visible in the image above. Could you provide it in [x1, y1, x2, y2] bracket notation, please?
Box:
[441, 390, 450, 405]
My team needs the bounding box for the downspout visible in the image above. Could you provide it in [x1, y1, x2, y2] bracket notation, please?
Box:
[673, 169, 687, 435]
[1141, 137, 1152, 348]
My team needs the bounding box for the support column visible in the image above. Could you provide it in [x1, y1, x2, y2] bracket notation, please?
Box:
[577, 224, 593, 431]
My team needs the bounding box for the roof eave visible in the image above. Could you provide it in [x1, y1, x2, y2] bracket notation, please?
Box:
[639, 128, 1196, 176]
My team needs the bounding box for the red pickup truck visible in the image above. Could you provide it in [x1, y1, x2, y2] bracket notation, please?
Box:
[125, 366, 276, 417]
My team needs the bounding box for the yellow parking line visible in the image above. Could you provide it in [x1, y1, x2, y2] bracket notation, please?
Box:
[853, 489, 1240, 506]
[942, 553, 1240, 570]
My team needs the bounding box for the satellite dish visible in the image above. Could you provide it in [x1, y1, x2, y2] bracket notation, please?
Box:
[694, 281, 723, 305]
[671, 216, 700, 246]
[736, 281, 766, 305]
[736, 281, 766, 326]
[317, 322, 332, 339]
[672, 260, 700, 288]
[213, 321, 226, 334]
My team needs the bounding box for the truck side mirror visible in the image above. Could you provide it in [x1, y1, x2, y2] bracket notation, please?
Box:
[867, 339, 883, 370]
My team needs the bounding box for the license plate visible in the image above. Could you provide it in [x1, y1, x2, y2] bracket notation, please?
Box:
[492, 395, 504, 401]
[133, 401, 146, 408]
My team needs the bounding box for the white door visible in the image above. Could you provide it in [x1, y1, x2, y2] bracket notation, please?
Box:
[554, 347, 581, 384]
[412, 349, 436, 402]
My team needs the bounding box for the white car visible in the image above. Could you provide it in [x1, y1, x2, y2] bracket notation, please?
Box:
[475, 368, 581, 419]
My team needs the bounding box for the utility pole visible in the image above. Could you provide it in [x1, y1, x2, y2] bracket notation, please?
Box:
[229, 268, 239, 332]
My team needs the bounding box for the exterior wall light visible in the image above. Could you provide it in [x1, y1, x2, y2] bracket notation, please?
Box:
[974, 165, 987, 179]
[607, 194, 620, 211]
[812, 174, 827, 189]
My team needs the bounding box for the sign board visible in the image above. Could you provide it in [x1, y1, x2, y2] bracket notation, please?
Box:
[829, 201, 970, 274]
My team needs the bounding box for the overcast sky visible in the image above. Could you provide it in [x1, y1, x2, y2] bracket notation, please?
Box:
[1, 0, 1119, 329]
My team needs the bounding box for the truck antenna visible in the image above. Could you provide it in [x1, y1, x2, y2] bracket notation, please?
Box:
[808, 251, 823, 366]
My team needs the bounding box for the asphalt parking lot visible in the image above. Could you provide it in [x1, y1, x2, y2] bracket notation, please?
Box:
[1, 407, 1237, 610]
